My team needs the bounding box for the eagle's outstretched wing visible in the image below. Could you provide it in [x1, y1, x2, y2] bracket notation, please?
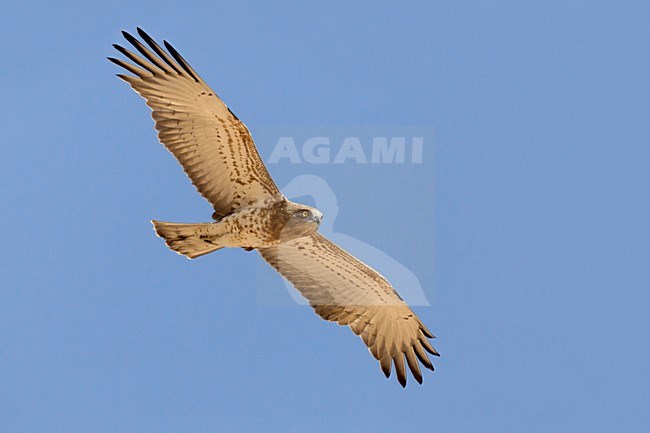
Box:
[109, 28, 280, 218]
[258, 233, 438, 387]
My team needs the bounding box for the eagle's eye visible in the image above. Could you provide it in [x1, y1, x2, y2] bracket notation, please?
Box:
[299, 210, 311, 218]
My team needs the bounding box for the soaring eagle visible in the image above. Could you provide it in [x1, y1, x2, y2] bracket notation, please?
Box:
[109, 29, 439, 387]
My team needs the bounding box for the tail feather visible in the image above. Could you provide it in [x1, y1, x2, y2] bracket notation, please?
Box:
[152, 220, 223, 259]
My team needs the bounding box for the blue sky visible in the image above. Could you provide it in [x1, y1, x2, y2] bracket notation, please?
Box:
[2, 1, 650, 432]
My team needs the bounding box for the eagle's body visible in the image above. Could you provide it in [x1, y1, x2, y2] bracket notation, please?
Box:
[110, 28, 439, 387]
[153, 197, 323, 257]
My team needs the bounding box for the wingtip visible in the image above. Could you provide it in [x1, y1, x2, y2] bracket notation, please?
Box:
[420, 337, 440, 357]
[162, 39, 175, 54]
[112, 44, 128, 56]
[379, 356, 391, 379]
[162, 40, 176, 56]
[137, 27, 155, 45]
[115, 73, 136, 84]
[381, 364, 390, 379]
[421, 328, 435, 339]
[121, 30, 139, 47]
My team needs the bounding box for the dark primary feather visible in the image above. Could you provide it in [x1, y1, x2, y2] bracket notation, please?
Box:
[135, 28, 183, 75]
[163, 39, 201, 82]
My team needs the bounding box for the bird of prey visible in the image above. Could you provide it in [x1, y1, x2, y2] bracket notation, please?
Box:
[109, 28, 439, 387]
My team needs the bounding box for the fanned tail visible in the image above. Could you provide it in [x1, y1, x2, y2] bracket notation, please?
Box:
[151, 220, 223, 259]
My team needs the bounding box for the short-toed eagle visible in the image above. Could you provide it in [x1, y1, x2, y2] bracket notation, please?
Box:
[109, 29, 439, 387]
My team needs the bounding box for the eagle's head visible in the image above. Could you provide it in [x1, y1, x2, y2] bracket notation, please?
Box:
[278, 201, 323, 240]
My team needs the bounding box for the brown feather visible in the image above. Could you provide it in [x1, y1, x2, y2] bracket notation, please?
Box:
[111, 30, 280, 217]
[258, 233, 438, 386]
